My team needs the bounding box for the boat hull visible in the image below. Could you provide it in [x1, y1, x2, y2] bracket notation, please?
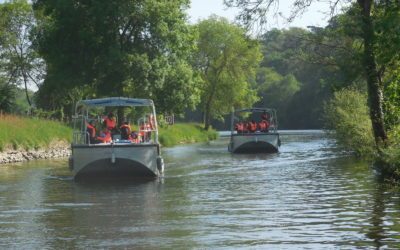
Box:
[228, 133, 279, 153]
[70, 143, 163, 180]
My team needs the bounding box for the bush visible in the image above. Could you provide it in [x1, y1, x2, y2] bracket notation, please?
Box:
[380, 125, 400, 179]
[324, 88, 375, 158]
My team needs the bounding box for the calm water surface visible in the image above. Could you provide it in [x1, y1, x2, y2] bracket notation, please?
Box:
[1, 131, 400, 249]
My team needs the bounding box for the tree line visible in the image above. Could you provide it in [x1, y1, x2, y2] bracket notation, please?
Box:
[1, 0, 399, 139]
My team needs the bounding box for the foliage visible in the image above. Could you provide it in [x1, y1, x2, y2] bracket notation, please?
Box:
[0, 0, 44, 107]
[257, 27, 350, 128]
[32, 0, 199, 116]
[324, 88, 375, 157]
[225, 0, 398, 146]
[193, 16, 262, 130]
[255, 67, 300, 127]
[0, 114, 72, 151]
[0, 80, 16, 113]
[380, 125, 400, 179]
[383, 67, 400, 129]
[158, 123, 218, 147]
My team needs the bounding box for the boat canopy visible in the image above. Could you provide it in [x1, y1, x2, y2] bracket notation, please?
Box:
[76, 97, 154, 109]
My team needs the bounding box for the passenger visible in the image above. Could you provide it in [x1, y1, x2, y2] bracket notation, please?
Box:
[259, 120, 270, 132]
[97, 127, 112, 143]
[248, 120, 257, 133]
[103, 112, 116, 132]
[148, 114, 155, 130]
[261, 111, 268, 121]
[120, 121, 132, 140]
[86, 120, 97, 144]
[235, 122, 242, 133]
[130, 131, 139, 143]
[243, 121, 250, 133]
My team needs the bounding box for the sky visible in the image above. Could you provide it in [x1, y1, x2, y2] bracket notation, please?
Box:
[187, 0, 344, 30]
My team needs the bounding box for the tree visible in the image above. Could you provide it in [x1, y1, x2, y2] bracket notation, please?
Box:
[0, 79, 16, 113]
[0, 0, 44, 107]
[33, 0, 199, 116]
[224, 0, 392, 144]
[193, 16, 262, 130]
[255, 67, 300, 127]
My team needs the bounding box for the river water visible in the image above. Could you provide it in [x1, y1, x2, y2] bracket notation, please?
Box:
[1, 131, 400, 249]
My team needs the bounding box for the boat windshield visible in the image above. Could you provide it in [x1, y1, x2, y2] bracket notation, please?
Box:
[72, 97, 159, 145]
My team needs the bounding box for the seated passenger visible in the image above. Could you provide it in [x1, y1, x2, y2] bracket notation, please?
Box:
[130, 131, 139, 143]
[120, 121, 132, 140]
[235, 122, 244, 134]
[248, 120, 257, 133]
[259, 120, 270, 132]
[97, 127, 112, 143]
[86, 120, 97, 144]
[261, 111, 268, 121]
[103, 112, 117, 133]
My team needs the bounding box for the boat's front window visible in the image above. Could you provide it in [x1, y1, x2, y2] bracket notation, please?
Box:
[72, 104, 158, 145]
[231, 109, 278, 134]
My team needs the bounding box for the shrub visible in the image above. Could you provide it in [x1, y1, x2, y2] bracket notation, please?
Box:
[324, 88, 375, 158]
[380, 125, 400, 179]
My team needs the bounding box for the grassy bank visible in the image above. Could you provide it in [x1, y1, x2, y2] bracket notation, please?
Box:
[0, 114, 72, 151]
[159, 123, 218, 147]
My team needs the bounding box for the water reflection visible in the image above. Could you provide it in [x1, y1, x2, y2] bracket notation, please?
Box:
[0, 131, 399, 249]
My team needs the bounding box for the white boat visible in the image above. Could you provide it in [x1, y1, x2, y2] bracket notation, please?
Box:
[68, 97, 164, 180]
[228, 108, 280, 153]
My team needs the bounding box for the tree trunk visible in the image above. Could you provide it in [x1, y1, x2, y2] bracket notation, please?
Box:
[22, 72, 32, 107]
[204, 99, 212, 130]
[357, 0, 387, 144]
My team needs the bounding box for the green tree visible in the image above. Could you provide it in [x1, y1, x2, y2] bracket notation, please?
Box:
[33, 0, 199, 116]
[225, 0, 392, 144]
[194, 16, 262, 130]
[0, 79, 16, 113]
[255, 67, 300, 127]
[0, 0, 43, 107]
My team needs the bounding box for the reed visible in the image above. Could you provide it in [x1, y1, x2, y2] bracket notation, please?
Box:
[0, 114, 72, 151]
[159, 123, 218, 147]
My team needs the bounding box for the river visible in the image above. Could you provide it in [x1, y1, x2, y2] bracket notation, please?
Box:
[0, 131, 399, 249]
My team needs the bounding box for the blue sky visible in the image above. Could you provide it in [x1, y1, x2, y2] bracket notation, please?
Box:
[187, 0, 344, 29]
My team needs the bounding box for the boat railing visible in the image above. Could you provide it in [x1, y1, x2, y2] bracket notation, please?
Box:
[230, 108, 279, 135]
[73, 131, 87, 144]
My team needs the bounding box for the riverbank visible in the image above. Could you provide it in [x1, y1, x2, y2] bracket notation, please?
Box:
[0, 115, 217, 164]
[0, 114, 72, 164]
[0, 141, 70, 164]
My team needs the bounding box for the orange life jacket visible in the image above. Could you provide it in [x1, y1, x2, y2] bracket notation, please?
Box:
[235, 123, 244, 132]
[258, 122, 266, 131]
[249, 122, 257, 132]
[104, 117, 116, 130]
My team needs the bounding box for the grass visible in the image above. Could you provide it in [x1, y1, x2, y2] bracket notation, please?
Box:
[159, 123, 218, 147]
[0, 114, 72, 151]
[0, 115, 216, 151]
